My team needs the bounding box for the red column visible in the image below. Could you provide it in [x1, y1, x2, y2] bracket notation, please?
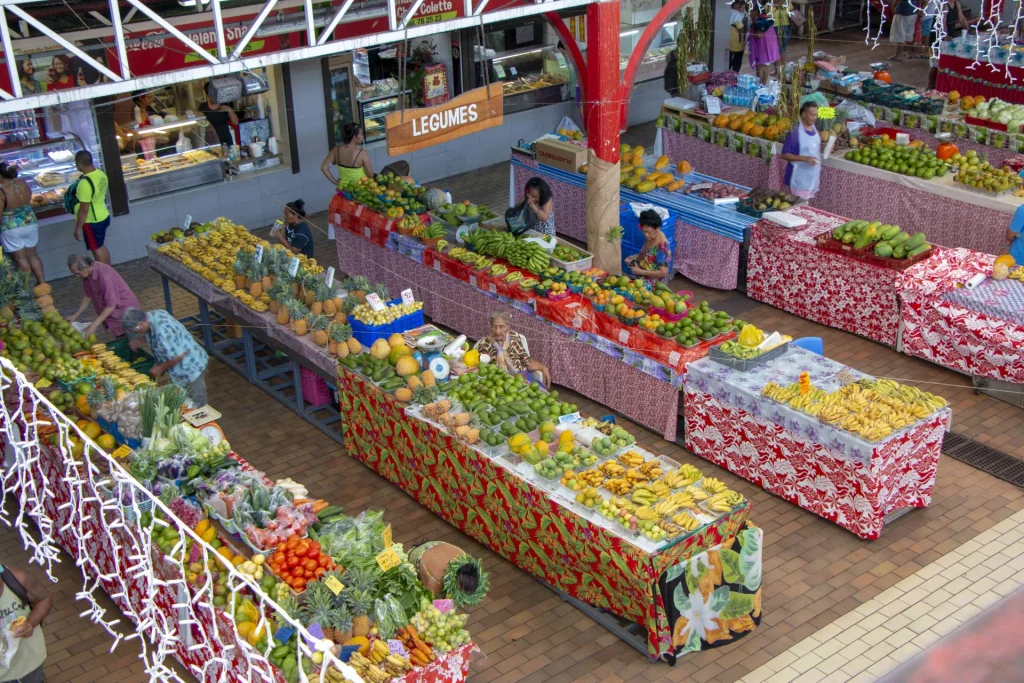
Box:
[584, 0, 621, 163]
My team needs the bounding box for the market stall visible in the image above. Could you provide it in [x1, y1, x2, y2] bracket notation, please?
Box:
[509, 150, 756, 290]
[336, 364, 764, 660]
[936, 53, 1024, 106]
[684, 346, 951, 540]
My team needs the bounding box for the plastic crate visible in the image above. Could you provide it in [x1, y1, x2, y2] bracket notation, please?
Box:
[815, 231, 935, 270]
[349, 298, 426, 348]
[300, 367, 332, 406]
[107, 337, 156, 376]
[709, 341, 790, 372]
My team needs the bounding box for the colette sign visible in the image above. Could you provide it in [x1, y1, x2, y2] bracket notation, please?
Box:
[385, 84, 503, 156]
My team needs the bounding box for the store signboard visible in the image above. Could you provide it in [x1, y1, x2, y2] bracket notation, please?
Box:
[395, 0, 462, 26]
[385, 84, 503, 156]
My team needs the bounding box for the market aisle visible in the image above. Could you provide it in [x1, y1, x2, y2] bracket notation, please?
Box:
[738, 509, 1024, 683]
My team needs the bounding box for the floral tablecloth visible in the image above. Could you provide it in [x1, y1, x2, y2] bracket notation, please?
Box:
[897, 249, 1024, 383]
[336, 367, 763, 658]
[942, 278, 1024, 327]
[683, 351, 950, 540]
[746, 206, 903, 347]
[661, 128, 1012, 255]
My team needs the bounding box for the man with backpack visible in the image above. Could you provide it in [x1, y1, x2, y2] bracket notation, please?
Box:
[0, 564, 53, 682]
[70, 151, 110, 265]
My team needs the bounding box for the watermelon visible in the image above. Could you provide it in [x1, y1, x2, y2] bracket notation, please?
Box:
[423, 188, 448, 211]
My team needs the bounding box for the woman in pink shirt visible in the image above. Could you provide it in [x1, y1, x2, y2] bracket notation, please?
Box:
[67, 253, 140, 337]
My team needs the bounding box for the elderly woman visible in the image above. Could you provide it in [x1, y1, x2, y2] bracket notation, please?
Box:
[473, 311, 551, 388]
[67, 254, 140, 338]
[122, 308, 209, 407]
[625, 209, 672, 284]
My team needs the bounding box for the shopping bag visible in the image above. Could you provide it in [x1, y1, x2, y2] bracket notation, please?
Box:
[505, 200, 537, 236]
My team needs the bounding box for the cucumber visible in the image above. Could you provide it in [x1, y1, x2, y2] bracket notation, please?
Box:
[317, 505, 345, 520]
[321, 514, 346, 524]
[905, 231, 927, 250]
[853, 232, 874, 250]
[906, 243, 930, 258]
[307, 527, 319, 541]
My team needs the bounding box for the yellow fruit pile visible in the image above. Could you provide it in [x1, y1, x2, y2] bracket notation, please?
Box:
[90, 344, 152, 389]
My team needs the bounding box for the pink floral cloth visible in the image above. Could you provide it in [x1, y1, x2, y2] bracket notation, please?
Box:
[683, 385, 949, 540]
[746, 206, 903, 347]
[675, 218, 741, 290]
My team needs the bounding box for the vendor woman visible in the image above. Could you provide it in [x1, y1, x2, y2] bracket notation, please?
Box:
[523, 177, 555, 237]
[408, 541, 489, 608]
[1005, 204, 1024, 263]
[780, 102, 822, 200]
[625, 209, 672, 284]
[474, 311, 551, 388]
[321, 122, 373, 190]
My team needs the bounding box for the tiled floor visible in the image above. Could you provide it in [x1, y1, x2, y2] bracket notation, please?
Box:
[6, 39, 1024, 682]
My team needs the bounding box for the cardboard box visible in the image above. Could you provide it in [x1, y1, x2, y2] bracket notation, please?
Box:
[534, 139, 587, 173]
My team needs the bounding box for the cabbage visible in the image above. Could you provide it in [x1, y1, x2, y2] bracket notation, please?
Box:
[1009, 120, 1022, 134]
[997, 111, 1013, 124]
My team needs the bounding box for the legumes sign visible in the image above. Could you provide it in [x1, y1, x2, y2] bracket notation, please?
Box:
[385, 84, 503, 156]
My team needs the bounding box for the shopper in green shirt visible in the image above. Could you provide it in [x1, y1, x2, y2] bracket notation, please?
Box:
[72, 150, 111, 265]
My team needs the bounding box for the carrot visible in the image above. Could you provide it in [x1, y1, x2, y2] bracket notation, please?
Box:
[311, 500, 330, 514]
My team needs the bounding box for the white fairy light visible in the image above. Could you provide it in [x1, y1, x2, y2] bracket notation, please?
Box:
[0, 357, 363, 683]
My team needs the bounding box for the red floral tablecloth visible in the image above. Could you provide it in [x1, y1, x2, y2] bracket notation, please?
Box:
[937, 54, 1024, 105]
[746, 205, 903, 347]
[336, 367, 763, 658]
[683, 385, 949, 540]
[896, 249, 1024, 383]
[661, 129, 1012, 255]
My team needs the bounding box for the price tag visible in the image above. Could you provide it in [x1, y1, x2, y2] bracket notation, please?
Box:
[288, 257, 300, 277]
[366, 293, 387, 311]
[703, 96, 722, 115]
[376, 547, 401, 572]
[306, 622, 325, 641]
[799, 371, 811, 396]
[184, 214, 193, 230]
[469, 275, 478, 287]
[35, 378, 52, 388]
[433, 599, 455, 613]
[388, 640, 408, 657]
[326, 267, 335, 288]
[668, 351, 681, 366]
[401, 289, 415, 306]
[382, 523, 393, 549]
[324, 575, 345, 595]
[339, 645, 361, 661]
[355, 205, 363, 217]
[112, 444, 132, 459]
[333, 213, 342, 224]
[488, 283, 497, 294]
[433, 259, 442, 272]
[690, 182, 713, 191]
[254, 244, 264, 263]
[509, 66, 518, 76]
[274, 625, 296, 644]
[558, 412, 581, 424]
[363, 226, 371, 238]
[618, 329, 630, 345]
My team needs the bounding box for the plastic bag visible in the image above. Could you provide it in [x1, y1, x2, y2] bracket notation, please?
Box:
[836, 99, 876, 127]
[505, 199, 537, 236]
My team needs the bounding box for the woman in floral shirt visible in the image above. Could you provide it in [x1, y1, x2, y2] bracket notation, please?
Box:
[625, 209, 673, 286]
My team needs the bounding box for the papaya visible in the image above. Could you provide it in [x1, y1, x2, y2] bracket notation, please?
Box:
[874, 242, 894, 258]
[880, 225, 901, 241]
[667, 180, 686, 192]
[889, 231, 910, 246]
[893, 243, 908, 258]
[842, 232, 857, 244]
[905, 232, 927, 250]
[655, 175, 673, 188]
[654, 155, 670, 170]
[832, 226, 846, 240]
[906, 243, 930, 258]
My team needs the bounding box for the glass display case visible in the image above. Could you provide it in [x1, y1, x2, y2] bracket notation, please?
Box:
[119, 118, 225, 201]
[491, 46, 570, 115]
[0, 135, 85, 219]
[358, 91, 412, 144]
[619, 22, 678, 83]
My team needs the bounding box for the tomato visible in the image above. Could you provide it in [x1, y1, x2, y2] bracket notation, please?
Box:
[306, 545, 320, 559]
[277, 542, 286, 552]
[308, 541, 321, 555]
[317, 555, 330, 568]
[296, 542, 309, 556]
[314, 567, 327, 579]
[273, 553, 286, 565]
[287, 555, 300, 568]
[286, 537, 299, 550]
[303, 559, 317, 571]
[293, 578, 306, 591]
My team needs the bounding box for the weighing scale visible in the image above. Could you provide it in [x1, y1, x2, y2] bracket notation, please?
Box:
[414, 331, 451, 381]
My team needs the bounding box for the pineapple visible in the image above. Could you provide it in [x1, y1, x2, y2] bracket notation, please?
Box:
[328, 322, 352, 357]
[344, 589, 374, 638]
[276, 296, 293, 326]
[367, 283, 390, 301]
[288, 301, 310, 335]
[344, 275, 370, 302]
[309, 314, 330, 347]
[310, 280, 332, 316]
[300, 582, 340, 639]
[32, 282, 51, 298]
[0, 263, 21, 322]
[267, 280, 290, 315]
[411, 384, 439, 405]
[341, 296, 361, 316]
[246, 259, 266, 298]
[14, 293, 41, 322]
[331, 603, 353, 644]
[299, 273, 318, 306]
[232, 251, 251, 291]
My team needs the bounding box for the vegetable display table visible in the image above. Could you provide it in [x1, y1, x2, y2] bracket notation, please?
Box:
[509, 152, 755, 290]
[897, 249, 1024, 384]
[746, 205, 903, 348]
[331, 195, 733, 443]
[684, 347, 950, 540]
[661, 128, 1017, 256]
[336, 366, 765, 660]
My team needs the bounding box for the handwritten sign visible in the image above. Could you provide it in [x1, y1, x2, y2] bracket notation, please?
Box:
[469, 275, 478, 287]
[254, 244, 264, 263]
[382, 523, 393, 549]
[366, 293, 387, 312]
[376, 547, 401, 572]
[306, 622, 325, 643]
[433, 259, 442, 272]
[288, 256, 299, 277]
[433, 599, 454, 613]
[703, 95, 722, 115]
[363, 226, 371, 238]
[112, 444, 132, 459]
[558, 412, 581, 424]
[618, 329, 630, 345]
[388, 640, 407, 657]
[326, 267, 335, 288]
[401, 288, 415, 306]
[324, 575, 345, 595]
[338, 645, 360, 662]
[184, 214, 193, 230]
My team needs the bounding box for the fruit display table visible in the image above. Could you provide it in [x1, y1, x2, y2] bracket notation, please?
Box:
[897, 249, 1024, 384]
[936, 54, 1024, 105]
[332, 202, 721, 442]
[508, 152, 756, 290]
[683, 347, 951, 540]
[746, 205, 904, 347]
[661, 127, 1017, 256]
[335, 365, 765, 660]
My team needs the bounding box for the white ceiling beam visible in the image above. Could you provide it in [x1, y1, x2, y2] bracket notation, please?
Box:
[123, 0, 220, 66]
[399, 0, 427, 30]
[229, 0, 279, 61]
[6, 4, 121, 82]
[0, 8, 20, 98]
[211, 0, 227, 59]
[387, 0, 399, 32]
[88, 10, 111, 27]
[474, 0, 491, 16]
[317, 0, 358, 47]
[302, 0, 315, 45]
[108, 0, 130, 79]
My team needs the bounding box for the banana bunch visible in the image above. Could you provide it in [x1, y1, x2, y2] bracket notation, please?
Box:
[635, 505, 659, 521]
[625, 468, 649, 484]
[639, 461, 664, 479]
[819, 404, 849, 424]
[604, 478, 632, 495]
[662, 465, 702, 488]
[506, 239, 550, 273]
[648, 479, 671, 497]
[685, 485, 709, 502]
[448, 246, 471, 260]
[701, 477, 727, 495]
[489, 264, 508, 277]
[576, 469, 606, 487]
[761, 381, 799, 403]
[858, 423, 893, 442]
[673, 512, 702, 531]
[618, 451, 645, 467]
[519, 277, 539, 288]
[370, 639, 392, 664]
[348, 652, 392, 683]
[631, 484, 660, 506]
[654, 498, 683, 516]
[505, 271, 523, 283]
[706, 490, 744, 512]
[668, 490, 697, 509]
[385, 655, 413, 676]
[322, 665, 353, 683]
[599, 461, 625, 477]
[467, 229, 516, 259]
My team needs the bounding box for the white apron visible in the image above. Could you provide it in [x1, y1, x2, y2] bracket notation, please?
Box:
[789, 126, 822, 199]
